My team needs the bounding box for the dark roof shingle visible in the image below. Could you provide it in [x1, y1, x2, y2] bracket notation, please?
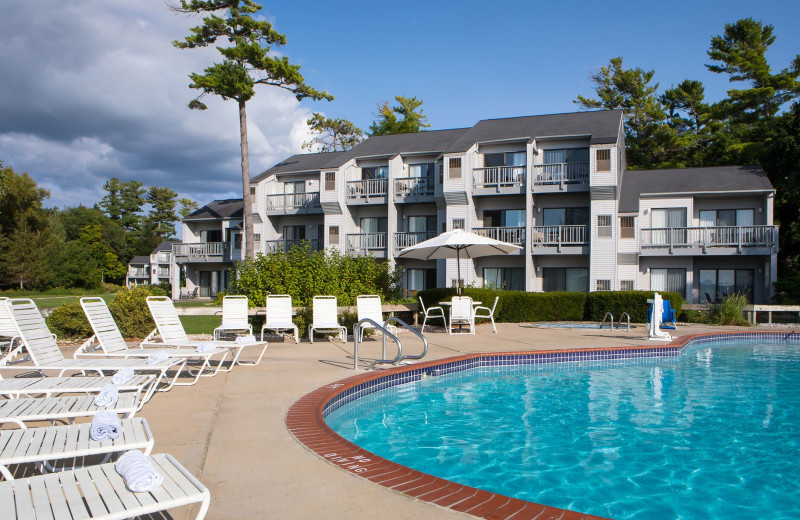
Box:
[184, 198, 243, 220]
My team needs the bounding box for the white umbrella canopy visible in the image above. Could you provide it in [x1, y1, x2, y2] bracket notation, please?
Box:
[396, 229, 522, 294]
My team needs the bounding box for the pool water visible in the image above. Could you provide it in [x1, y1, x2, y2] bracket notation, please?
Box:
[326, 341, 800, 519]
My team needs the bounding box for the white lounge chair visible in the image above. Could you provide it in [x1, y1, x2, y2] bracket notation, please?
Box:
[448, 296, 475, 335]
[213, 295, 253, 339]
[474, 296, 499, 333]
[261, 295, 299, 343]
[143, 296, 268, 368]
[0, 417, 155, 480]
[0, 453, 210, 519]
[0, 296, 21, 356]
[0, 299, 186, 392]
[0, 372, 157, 402]
[308, 296, 347, 343]
[419, 297, 446, 333]
[77, 297, 229, 385]
[0, 393, 142, 429]
[355, 295, 397, 342]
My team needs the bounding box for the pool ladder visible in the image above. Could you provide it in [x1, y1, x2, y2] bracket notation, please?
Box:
[600, 312, 631, 332]
[352, 317, 428, 371]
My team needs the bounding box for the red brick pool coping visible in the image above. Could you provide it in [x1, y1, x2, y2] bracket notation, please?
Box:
[285, 331, 795, 520]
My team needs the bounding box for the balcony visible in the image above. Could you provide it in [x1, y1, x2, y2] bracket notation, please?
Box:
[346, 233, 387, 257]
[173, 242, 227, 263]
[128, 269, 148, 279]
[640, 226, 778, 255]
[531, 225, 590, 254]
[265, 192, 322, 215]
[473, 226, 526, 246]
[346, 179, 387, 204]
[394, 177, 435, 202]
[394, 231, 436, 250]
[532, 163, 589, 192]
[264, 239, 321, 254]
[473, 166, 526, 195]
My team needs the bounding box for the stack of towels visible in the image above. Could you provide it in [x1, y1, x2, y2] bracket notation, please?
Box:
[90, 411, 122, 441]
[115, 450, 163, 492]
[112, 368, 135, 385]
[147, 350, 170, 365]
[93, 383, 119, 407]
[196, 342, 217, 354]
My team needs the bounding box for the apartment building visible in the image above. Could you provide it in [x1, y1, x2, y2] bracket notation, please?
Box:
[170, 110, 778, 304]
[125, 240, 177, 288]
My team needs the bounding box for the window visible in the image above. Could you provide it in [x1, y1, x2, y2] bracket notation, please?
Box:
[360, 217, 387, 233]
[621, 280, 635, 291]
[234, 233, 242, 250]
[452, 218, 465, 230]
[699, 209, 754, 227]
[650, 208, 687, 245]
[595, 149, 611, 172]
[159, 252, 170, 262]
[448, 157, 462, 179]
[451, 278, 464, 290]
[596, 279, 611, 291]
[542, 267, 589, 292]
[620, 216, 635, 239]
[597, 215, 612, 238]
[542, 208, 589, 226]
[362, 166, 388, 179]
[408, 215, 436, 232]
[437, 162, 443, 184]
[328, 226, 339, 245]
[250, 186, 256, 195]
[484, 152, 526, 167]
[253, 234, 261, 243]
[650, 268, 686, 296]
[407, 268, 436, 292]
[483, 267, 525, 291]
[324, 172, 336, 191]
[700, 269, 754, 302]
[483, 209, 526, 228]
[542, 148, 590, 180]
[283, 225, 305, 241]
[284, 181, 305, 194]
[408, 163, 435, 178]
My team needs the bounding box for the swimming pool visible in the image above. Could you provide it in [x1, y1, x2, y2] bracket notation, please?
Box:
[323, 337, 800, 519]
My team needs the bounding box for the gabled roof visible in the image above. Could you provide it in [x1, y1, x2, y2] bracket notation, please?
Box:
[152, 240, 175, 253]
[338, 127, 469, 160]
[184, 198, 243, 221]
[251, 151, 350, 183]
[619, 165, 775, 213]
[128, 256, 149, 265]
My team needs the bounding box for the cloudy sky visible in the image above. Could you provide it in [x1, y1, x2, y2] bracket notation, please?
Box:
[1, 0, 798, 209]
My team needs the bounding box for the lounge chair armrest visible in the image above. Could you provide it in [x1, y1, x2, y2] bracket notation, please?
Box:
[74, 335, 101, 358]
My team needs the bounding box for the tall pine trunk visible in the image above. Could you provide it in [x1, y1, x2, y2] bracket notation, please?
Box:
[239, 100, 254, 259]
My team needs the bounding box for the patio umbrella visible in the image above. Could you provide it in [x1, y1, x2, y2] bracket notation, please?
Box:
[396, 229, 522, 295]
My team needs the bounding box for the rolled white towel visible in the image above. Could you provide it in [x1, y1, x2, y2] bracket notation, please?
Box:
[111, 368, 135, 385]
[90, 411, 122, 441]
[235, 334, 257, 345]
[196, 342, 217, 354]
[94, 383, 119, 407]
[115, 450, 163, 493]
[222, 320, 248, 330]
[147, 350, 170, 365]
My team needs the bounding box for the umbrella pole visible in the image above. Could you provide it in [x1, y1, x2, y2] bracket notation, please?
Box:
[456, 248, 462, 296]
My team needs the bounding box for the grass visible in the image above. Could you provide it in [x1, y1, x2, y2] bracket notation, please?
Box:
[2, 292, 117, 308]
[179, 315, 221, 335]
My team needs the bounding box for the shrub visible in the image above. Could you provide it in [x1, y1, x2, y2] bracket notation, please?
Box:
[584, 291, 683, 323]
[46, 301, 92, 339]
[108, 286, 163, 338]
[707, 293, 750, 326]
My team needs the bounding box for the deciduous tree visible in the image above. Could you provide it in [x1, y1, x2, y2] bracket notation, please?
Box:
[302, 112, 364, 152]
[172, 0, 333, 259]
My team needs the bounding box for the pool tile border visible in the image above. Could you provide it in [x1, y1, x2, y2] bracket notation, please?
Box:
[286, 330, 798, 520]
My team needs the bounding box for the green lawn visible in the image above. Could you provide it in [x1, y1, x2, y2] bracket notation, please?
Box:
[179, 315, 221, 335]
[22, 293, 116, 308]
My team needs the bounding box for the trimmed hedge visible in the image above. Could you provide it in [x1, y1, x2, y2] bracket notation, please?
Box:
[417, 288, 683, 324]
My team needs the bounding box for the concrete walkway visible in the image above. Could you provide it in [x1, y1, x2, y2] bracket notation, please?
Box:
[14, 322, 768, 519]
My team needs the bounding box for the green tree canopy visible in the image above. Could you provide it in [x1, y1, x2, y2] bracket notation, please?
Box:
[369, 95, 430, 135]
[172, 0, 333, 259]
[178, 198, 199, 219]
[302, 112, 364, 152]
[145, 186, 179, 239]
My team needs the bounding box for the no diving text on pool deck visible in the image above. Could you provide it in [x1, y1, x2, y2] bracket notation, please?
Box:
[324, 453, 371, 473]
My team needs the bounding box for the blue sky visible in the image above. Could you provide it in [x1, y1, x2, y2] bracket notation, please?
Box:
[0, 0, 798, 210]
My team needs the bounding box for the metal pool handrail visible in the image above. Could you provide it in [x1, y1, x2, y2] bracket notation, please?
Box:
[600, 312, 614, 331]
[352, 318, 401, 370]
[386, 317, 428, 365]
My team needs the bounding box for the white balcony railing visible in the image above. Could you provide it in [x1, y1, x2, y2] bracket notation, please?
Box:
[473, 166, 526, 188]
[532, 163, 590, 185]
[128, 269, 148, 278]
[472, 226, 526, 245]
[531, 225, 589, 249]
[640, 226, 778, 253]
[347, 179, 388, 199]
[264, 239, 321, 253]
[172, 242, 226, 260]
[394, 231, 436, 250]
[346, 233, 387, 251]
[265, 192, 320, 210]
[394, 177, 434, 198]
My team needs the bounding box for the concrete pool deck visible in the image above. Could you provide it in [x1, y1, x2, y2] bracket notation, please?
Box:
[12, 322, 780, 519]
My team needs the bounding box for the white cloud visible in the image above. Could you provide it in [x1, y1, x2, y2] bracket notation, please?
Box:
[0, 0, 316, 208]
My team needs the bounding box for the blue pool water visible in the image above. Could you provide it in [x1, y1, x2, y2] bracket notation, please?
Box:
[326, 341, 800, 519]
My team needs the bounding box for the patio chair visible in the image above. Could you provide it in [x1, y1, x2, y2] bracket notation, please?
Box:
[78, 297, 230, 385]
[0, 371, 156, 402]
[261, 294, 299, 343]
[0, 453, 210, 519]
[0, 296, 20, 356]
[144, 296, 268, 368]
[213, 295, 253, 339]
[0, 299, 186, 392]
[0, 393, 142, 429]
[308, 296, 347, 343]
[355, 295, 397, 342]
[474, 296, 499, 333]
[0, 417, 155, 480]
[448, 296, 475, 335]
[418, 297, 446, 333]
